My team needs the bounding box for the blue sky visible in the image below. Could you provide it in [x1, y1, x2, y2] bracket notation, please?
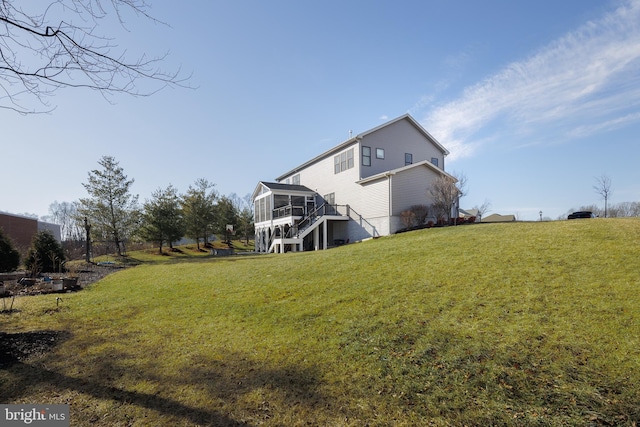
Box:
[2, 0, 639, 221]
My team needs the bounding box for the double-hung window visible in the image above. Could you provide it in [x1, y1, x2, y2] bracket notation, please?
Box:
[362, 146, 371, 166]
[333, 148, 354, 174]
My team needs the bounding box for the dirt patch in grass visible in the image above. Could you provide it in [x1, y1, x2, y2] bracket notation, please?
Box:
[0, 330, 71, 368]
[0, 265, 120, 368]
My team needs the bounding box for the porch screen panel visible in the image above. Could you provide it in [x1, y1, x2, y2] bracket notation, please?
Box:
[274, 195, 289, 209]
[265, 196, 272, 221]
[259, 198, 265, 223]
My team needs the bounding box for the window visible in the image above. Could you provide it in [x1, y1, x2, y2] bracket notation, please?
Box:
[362, 146, 371, 166]
[333, 148, 355, 174]
[405, 153, 413, 165]
[376, 148, 385, 159]
[324, 193, 335, 205]
[292, 174, 300, 185]
[431, 157, 439, 167]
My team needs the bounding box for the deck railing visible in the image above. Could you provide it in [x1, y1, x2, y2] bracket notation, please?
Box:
[272, 205, 306, 219]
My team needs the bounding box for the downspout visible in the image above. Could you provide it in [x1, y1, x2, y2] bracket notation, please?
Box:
[388, 173, 393, 218]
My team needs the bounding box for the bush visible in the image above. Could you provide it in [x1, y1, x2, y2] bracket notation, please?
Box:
[24, 231, 65, 274]
[0, 228, 20, 272]
[400, 210, 416, 228]
[410, 205, 429, 226]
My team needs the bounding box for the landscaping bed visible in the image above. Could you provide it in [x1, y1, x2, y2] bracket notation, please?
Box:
[0, 263, 123, 297]
[0, 263, 121, 369]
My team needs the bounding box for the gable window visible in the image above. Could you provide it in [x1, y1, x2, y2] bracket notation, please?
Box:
[376, 148, 385, 159]
[405, 153, 413, 165]
[362, 146, 371, 166]
[431, 157, 439, 167]
[292, 174, 300, 185]
[333, 148, 354, 174]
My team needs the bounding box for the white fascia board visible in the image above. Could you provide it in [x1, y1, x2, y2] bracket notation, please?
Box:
[276, 138, 359, 181]
[275, 113, 449, 181]
[356, 160, 455, 185]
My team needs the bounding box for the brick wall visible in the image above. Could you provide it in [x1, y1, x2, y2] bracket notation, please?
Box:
[0, 212, 38, 254]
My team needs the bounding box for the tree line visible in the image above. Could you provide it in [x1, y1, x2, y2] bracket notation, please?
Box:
[49, 156, 254, 257]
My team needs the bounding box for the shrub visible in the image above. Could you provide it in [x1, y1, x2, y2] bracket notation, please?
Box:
[0, 228, 20, 272]
[400, 210, 416, 228]
[24, 231, 65, 274]
[410, 205, 429, 226]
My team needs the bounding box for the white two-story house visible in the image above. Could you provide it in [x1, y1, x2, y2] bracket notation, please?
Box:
[253, 114, 457, 253]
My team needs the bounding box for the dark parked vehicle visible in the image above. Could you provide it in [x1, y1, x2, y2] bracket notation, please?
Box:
[568, 211, 597, 219]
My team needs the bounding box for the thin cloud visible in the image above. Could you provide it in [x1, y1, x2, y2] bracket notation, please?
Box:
[421, 0, 640, 160]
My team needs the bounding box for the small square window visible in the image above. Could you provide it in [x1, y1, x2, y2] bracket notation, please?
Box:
[431, 157, 439, 167]
[376, 148, 385, 159]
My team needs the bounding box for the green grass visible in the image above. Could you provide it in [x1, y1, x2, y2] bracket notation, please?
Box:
[1, 220, 639, 426]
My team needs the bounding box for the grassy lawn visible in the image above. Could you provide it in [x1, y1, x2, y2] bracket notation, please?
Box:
[1, 219, 639, 426]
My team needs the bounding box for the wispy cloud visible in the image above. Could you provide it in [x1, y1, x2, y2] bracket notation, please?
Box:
[421, 0, 640, 160]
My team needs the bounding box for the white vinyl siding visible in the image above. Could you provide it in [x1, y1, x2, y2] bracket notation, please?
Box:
[390, 165, 442, 231]
[268, 116, 450, 242]
[334, 148, 354, 174]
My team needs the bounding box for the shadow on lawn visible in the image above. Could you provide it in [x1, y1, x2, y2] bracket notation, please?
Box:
[3, 360, 253, 426]
[0, 331, 333, 426]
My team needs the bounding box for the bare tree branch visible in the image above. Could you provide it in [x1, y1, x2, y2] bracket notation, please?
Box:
[0, 0, 190, 113]
[593, 175, 613, 218]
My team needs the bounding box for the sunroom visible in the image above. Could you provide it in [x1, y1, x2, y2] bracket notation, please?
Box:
[252, 182, 348, 253]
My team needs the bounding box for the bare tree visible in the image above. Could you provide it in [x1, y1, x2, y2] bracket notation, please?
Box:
[473, 199, 491, 221]
[593, 175, 613, 218]
[48, 200, 84, 241]
[428, 172, 466, 224]
[0, 0, 188, 113]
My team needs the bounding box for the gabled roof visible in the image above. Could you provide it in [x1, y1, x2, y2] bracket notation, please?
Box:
[357, 114, 449, 155]
[459, 208, 479, 218]
[276, 114, 448, 181]
[482, 214, 516, 223]
[252, 181, 314, 199]
[356, 159, 454, 185]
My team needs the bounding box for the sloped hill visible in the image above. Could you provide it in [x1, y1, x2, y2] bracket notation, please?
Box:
[2, 219, 639, 426]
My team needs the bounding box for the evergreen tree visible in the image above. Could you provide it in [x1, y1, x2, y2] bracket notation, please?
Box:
[139, 185, 185, 253]
[25, 231, 65, 273]
[0, 228, 20, 273]
[181, 179, 217, 250]
[237, 206, 255, 245]
[79, 156, 140, 256]
[215, 196, 238, 243]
